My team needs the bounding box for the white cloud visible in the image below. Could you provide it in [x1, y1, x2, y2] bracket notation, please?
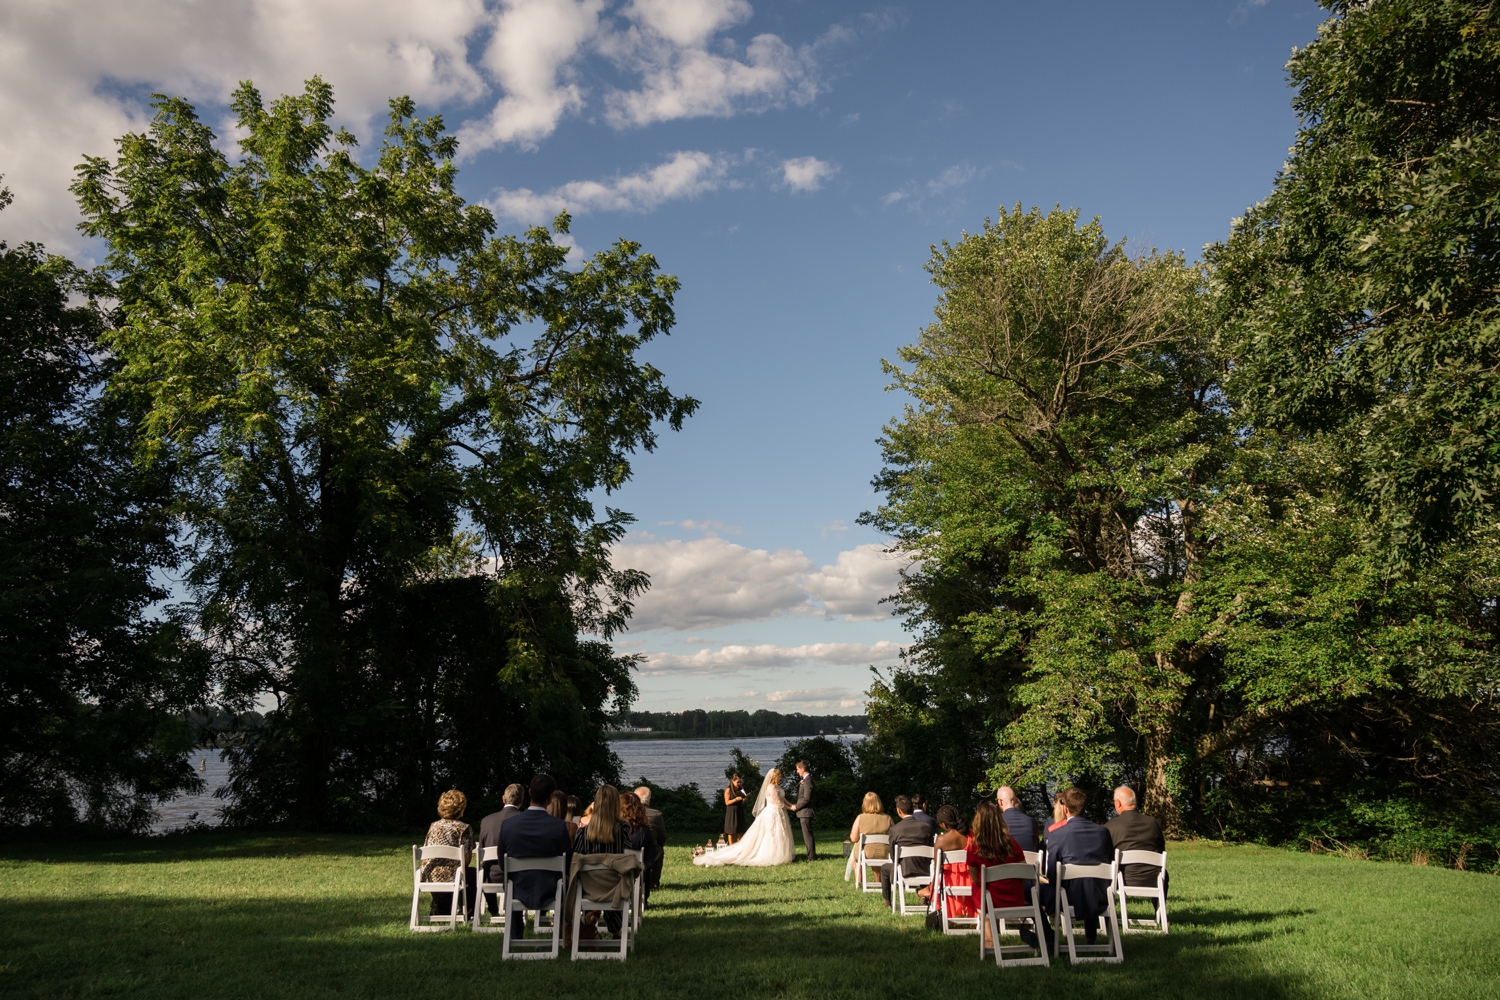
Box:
[612, 533, 813, 630]
[459, 0, 604, 153]
[779, 156, 838, 192]
[638, 640, 901, 675]
[0, 0, 490, 252]
[487, 149, 731, 222]
[804, 543, 906, 621]
[0, 0, 860, 251]
[881, 162, 981, 210]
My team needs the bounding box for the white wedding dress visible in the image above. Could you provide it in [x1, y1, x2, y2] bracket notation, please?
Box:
[694, 777, 795, 868]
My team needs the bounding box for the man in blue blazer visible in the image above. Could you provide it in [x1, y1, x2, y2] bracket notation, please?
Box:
[1028, 787, 1114, 952]
[495, 774, 572, 931]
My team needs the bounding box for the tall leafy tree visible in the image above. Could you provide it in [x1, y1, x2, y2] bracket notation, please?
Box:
[866, 205, 1498, 836]
[73, 80, 696, 827]
[0, 185, 208, 832]
[1213, 0, 1500, 565]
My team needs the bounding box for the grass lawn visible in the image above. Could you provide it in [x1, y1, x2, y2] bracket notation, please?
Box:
[2, 831, 1497, 999]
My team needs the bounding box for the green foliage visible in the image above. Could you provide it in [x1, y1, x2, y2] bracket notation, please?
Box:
[1211, 0, 1500, 564]
[862, 201, 1500, 845]
[775, 736, 863, 822]
[723, 747, 765, 790]
[71, 80, 696, 828]
[631, 780, 721, 836]
[0, 189, 210, 833]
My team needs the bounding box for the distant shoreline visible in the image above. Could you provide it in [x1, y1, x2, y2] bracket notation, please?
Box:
[607, 732, 866, 742]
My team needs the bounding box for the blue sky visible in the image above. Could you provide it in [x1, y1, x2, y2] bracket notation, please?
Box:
[2, 0, 1324, 712]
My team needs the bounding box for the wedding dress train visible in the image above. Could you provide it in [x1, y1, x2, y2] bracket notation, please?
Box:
[694, 777, 794, 867]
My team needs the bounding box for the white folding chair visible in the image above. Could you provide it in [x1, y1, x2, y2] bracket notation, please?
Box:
[893, 845, 935, 916]
[471, 846, 507, 933]
[856, 834, 889, 893]
[1055, 861, 1124, 964]
[570, 863, 633, 961]
[1115, 849, 1168, 933]
[409, 845, 467, 932]
[500, 856, 565, 960]
[935, 848, 978, 936]
[978, 863, 1049, 968]
[630, 848, 645, 932]
[1023, 850, 1041, 870]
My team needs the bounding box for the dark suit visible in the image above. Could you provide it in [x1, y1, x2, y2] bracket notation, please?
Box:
[1037, 816, 1115, 947]
[1003, 807, 1040, 854]
[1106, 809, 1167, 895]
[879, 815, 936, 906]
[794, 773, 816, 860]
[477, 804, 521, 882]
[495, 807, 572, 913]
[643, 806, 666, 891]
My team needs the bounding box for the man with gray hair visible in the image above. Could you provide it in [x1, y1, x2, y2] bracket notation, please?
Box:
[477, 783, 526, 885]
[1105, 784, 1167, 900]
[996, 785, 1040, 853]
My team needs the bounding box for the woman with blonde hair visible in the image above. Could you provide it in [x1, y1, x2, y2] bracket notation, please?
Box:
[844, 791, 894, 879]
[421, 789, 476, 917]
[693, 767, 794, 867]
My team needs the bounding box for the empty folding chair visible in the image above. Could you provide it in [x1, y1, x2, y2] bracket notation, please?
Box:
[856, 834, 890, 893]
[893, 844, 935, 916]
[1054, 860, 1124, 964]
[471, 846, 507, 933]
[500, 856, 566, 960]
[570, 862, 633, 961]
[1115, 848, 1168, 933]
[935, 848, 978, 936]
[409, 844, 467, 933]
[977, 863, 1049, 968]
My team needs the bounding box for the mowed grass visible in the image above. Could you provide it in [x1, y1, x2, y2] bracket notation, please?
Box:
[1, 832, 1497, 1000]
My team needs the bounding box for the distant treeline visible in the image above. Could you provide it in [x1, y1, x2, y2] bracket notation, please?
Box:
[616, 710, 867, 739]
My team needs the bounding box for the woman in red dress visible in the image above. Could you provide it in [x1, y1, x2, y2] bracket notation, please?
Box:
[966, 800, 1026, 948]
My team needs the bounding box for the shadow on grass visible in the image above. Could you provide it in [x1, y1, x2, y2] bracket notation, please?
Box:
[0, 889, 1317, 1000]
[0, 830, 411, 866]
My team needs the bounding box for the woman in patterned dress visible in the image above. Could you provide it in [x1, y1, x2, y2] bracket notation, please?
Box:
[422, 789, 475, 917]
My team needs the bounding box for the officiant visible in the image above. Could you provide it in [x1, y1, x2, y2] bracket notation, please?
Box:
[723, 773, 748, 844]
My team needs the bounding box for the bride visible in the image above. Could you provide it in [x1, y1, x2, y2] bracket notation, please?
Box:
[694, 768, 794, 867]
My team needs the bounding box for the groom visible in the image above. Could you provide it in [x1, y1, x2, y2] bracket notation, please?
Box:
[787, 760, 817, 861]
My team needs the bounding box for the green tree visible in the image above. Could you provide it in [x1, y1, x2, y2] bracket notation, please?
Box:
[73, 80, 696, 827]
[1212, 0, 1500, 565]
[865, 205, 1498, 836]
[0, 185, 209, 832]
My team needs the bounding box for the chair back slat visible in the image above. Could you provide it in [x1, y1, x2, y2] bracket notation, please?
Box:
[416, 845, 464, 863]
[1117, 849, 1166, 866]
[506, 855, 565, 874]
[862, 834, 890, 845]
[1057, 861, 1114, 881]
[981, 862, 1036, 881]
[939, 848, 968, 866]
[898, 845, 935, 860]
[478, 846, 500, 864]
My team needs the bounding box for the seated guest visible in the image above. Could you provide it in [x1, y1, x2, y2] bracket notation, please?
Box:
[573, 786, 633, 936]
[477, 782, 526, 879]
[578, 802, 593, 829]
[547, 789, 577, 841]
[422, 789, 476, 917]
[1047, 790, 1069, 833]
[619, 791, 658, 907]
[921, 804, 971, 921]
[566, 794, 581, 824]
[879, 794, 937, 909]
[997, 785, 1040, 853]
[910, 794, 935, 836]
[1032, 787, 1114, 952]
[494, 774, 572, 931]
[846, 792, 893, 858]
[633, 787, 667, 892]
[1105, 784, 1168, 903]
[966, 801, 1026, 950]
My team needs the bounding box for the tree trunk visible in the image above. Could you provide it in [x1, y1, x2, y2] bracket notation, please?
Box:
[1143, 731, 1184, 838]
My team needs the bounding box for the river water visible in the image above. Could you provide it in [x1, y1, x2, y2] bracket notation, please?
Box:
[152, 735, 860, 833]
